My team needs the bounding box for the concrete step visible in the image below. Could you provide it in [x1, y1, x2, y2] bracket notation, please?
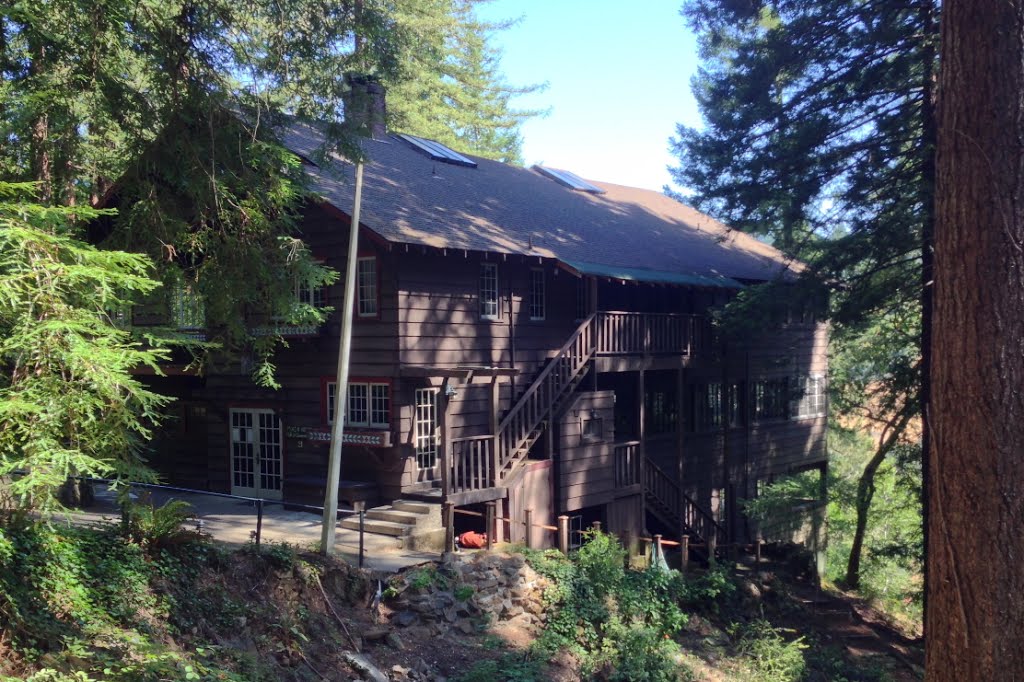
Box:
[392, 499, 435, 515]
[365, 507, 423, 525]
[339, 517, 411, 537]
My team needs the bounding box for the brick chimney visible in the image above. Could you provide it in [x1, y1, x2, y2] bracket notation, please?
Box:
[343, 74, 387, 140]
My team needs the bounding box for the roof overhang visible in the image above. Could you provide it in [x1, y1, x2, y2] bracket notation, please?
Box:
[560, 259, 745, 289]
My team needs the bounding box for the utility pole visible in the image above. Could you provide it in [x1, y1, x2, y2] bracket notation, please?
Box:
[321, 162, 365, 554]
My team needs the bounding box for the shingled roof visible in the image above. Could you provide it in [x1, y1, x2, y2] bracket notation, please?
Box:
[280, 120, 797, 286]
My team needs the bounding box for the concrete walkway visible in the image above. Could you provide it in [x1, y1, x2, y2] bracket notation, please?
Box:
[64, 483, 440, 574]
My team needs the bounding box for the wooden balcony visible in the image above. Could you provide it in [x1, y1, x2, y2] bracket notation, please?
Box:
[593, 311, 712, 371]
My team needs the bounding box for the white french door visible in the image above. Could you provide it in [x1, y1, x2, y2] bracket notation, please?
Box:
[230, 408, 283, 499]
[414, 388, 439, 478]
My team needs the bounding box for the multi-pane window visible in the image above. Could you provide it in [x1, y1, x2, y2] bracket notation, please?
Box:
[414, 388, 439, 469]
[695, 383, 724, 431]
[529, 268, 545, 320]
[753, 378, 789, 421]
[326, 380, 389, 427]
[646, 390, 677, 434]
[575, 277, 588, 321]
[793, 374, 827, 419]
[480, 262, 498, 319]
[297, 280, 325, 308]
[357, 256, 378, 317]
[173, 281, 205, 330]
[726, 382, 745, 428]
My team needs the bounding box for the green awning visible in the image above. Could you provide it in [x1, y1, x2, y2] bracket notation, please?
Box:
[561, 259, 745, 289]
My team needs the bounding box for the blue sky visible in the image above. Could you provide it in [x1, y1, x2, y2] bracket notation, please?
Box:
[475, 0, 704, 192]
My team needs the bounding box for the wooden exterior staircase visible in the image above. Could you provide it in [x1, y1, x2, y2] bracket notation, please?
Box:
[443, 314, 597, 504]
[644, 457, 728, 560]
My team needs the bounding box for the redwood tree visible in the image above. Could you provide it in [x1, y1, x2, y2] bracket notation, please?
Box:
[928, 0, 1024, 677]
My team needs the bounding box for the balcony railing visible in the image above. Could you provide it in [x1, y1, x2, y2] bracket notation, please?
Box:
[594, 311, 711, 356]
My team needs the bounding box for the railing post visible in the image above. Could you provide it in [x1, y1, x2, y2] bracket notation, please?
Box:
[443, 501, 456, 555]
[592, 520, 602, 534]
[255, 498, 264, 552]
[358, 509, 366, 569]
[485, 501, 496, 550]
[557, 514, 569, 554]
[524, 508, 534, 549]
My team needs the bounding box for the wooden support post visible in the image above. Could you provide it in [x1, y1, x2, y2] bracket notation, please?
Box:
[485, 501, 496, 550]
[755, 539, 762, 568]
[708, 530, 717, 567]
[489, 376, 500, 487]
[676, 368, 685, 486]
[557, 514, 569, 554]
[637, 369, 647, 533]
[440, 379, 452, 498]
[524, 508, 534, 549]
[443, 501, 455, 555]
[680, 535, 690, 572]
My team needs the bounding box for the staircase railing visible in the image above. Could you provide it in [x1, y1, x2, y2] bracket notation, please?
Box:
[495, 313, 596, 482]
[644, 457, 727, 548]
[594, 311, 710, 356]
[613, 441, 641, 487]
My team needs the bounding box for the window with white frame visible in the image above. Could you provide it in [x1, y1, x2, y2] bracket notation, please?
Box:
[357, 256, 378, 317]
[326, 380, 390, 427]
[793, 374, 827, 419]
[297, 280, 325, 308]
[479, 262, 498, 319]
[414, 388, 439, 469]
[529, 268, 545, 320]
[172, 281, 205, 330]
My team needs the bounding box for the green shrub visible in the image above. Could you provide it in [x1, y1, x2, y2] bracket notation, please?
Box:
[519, 531, 708, 680]
[122, 497, 200, 548]
[734, 619, 807, 682]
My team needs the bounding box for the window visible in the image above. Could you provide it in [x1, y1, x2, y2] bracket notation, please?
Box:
[357, 256, 378, 317]
[793, 374, 827, 419]
[695, 383, 724, 431]
[753, 378, 789, 421]
[414, 388, 439, 469]
[646, 390, 677, 434]
[582, 416, 604, 443]
[397, 133, 478, 168]
[534, 165, 606, 194]
[529, 268, 545, 320]
[326, 380, 390, 427]
[575, 277, 588, 321]
[172, 281, 204, 330]
[479, 263, 499, 320]
[726, 382, 745, 428]
[297, 280, 325, 308]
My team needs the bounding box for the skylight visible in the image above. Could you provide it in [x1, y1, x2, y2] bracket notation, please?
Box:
[533, 166, 605, 194]
[396, 133, 477, 168]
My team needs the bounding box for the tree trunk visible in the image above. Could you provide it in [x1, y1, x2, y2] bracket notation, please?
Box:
[928, 1, 1024, 678]
[844, 407, 913, 589]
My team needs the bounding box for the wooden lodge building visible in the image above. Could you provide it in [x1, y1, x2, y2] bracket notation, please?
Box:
[141, 91, 828, 553]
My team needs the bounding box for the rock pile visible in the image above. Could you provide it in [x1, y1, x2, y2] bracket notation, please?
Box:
[387, 551, 549, 637]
